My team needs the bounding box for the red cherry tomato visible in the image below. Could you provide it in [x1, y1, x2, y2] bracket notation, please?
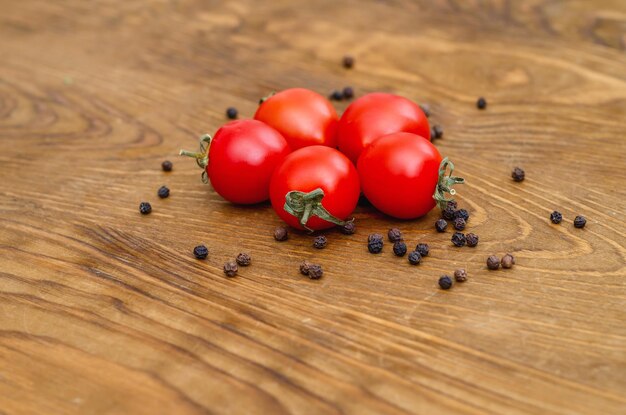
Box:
[337, 93, 430, 164]
[180, 120, 290, 204]
[357, 132, 463, 219]
[270, 146, 360, 231]
[254, 88, 339, 150]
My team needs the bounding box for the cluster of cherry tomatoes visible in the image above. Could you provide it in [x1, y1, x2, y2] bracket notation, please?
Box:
[180, 88, 464, 231]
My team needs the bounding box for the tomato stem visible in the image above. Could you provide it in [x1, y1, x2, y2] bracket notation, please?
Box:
[258, 91, 276, 105]
[433, 157, 465, 211]
[283, 188, 350, 232]
[179, 134, 212, 184]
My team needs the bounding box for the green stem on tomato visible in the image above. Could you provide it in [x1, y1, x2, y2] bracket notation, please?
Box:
[432, 157, 465, 211]
[283, 187, 350, 232]
[179, 134, 212, 183]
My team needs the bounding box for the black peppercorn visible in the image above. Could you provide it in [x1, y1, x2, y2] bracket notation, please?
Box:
[550, 211, 562, 224]
[512, 167, 525, 182]
[442, 205, 456, 220]
[139, 202, 152, 215]
[388, 228, 402, 242]
[438, 275, 453, 290]
[454, 209, 469, 222]
[236, 253, 251, 266]
[447, 200, 458, 210]
[435, 219, 448, 233]
[476, 97, 487, 109]
[393, 241, 407, 257]
[161, 160, 173, 172]
[274, 227, 288, 241]
[465, 233, 479, 247]
[193, 245, 208, 260]
[342, 87, 354, 99]
[487, 255, 500, 270]
[224, 261, 238, 277]
[419, 104, 431, 118]
[299, 261, 311, 275]
[329, 90, 343, 101]
[307, 264, 323, 280]
[408, 250, 422, 265]
[501, 253, 515, 269]
[451, 232, 466, 247]
[226, 107, 238, 119]
[574, 215, 586, 228]
[415, 243, 429, 257]
[313, 235, 327, 249]
[342, 55, 354, 69]
[157, 185, 170, 199]
[454, 269, 467, 282]
[339, 222, 356, 235]
[431, 124, 444, 139]
[453, 217, 466, 231]
[367, 233, 384, 254]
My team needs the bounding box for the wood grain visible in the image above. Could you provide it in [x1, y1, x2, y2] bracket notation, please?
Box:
[1, 1, 625, 414]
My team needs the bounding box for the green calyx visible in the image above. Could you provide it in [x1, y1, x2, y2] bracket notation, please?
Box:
[433, 157, 465, 211]
[179, 134, 212, 184]
[284, 188, 351, 232]
[258, 91, 276, 105]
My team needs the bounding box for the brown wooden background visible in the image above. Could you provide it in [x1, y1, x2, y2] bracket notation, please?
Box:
[1, 1, 625, 414]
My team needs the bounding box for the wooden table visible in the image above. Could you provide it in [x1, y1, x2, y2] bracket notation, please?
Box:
[1, 1, 625, 414]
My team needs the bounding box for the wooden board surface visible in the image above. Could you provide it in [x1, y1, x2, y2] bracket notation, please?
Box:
[1, 1, 625, 414]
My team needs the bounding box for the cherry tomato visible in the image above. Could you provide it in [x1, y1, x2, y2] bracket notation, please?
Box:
[337, 93, 430, 164]
[357, 132, 463, 219]
[180, 120, 290, 204]
[254, 88, 339, 150]
[270, 146, 360, 231]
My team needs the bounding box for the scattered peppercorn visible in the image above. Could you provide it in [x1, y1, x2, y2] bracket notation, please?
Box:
[454, 209, 469, 222]
[340, 222, 356, 235]
[157, 185, 170, 199]
[431, 124, 444, 139]
[299, 260, 311, 275]
[453, 217, 466, 231]
[435, 219, 448, 233]
[550, 211, 562, 224]
[419, 104, 431, 117]
[139, 202, 152, 215]
[342, 86, 354, 99]
[193, 245, 208, 260]
[451, 232, 466, 247]
[226, 107, 238, 119]
[486, 255, 500, 270]
[274, 227, 288, 241]
[329, 90, 343, 101]
[501, 253, 515, 269]
[388, 228, 402, 242]
[161, 160, 173, 172]
[438, 275, 453, 290]
[476, 97, 487, 109]
[408, 250, 422, 265]
[454, 269, 467, 282]
[236, 253, 251, 266]
[223, 261, 238, 277]
[512, 167, 525, 182]
[442, 205, 456, 220]
[393, 241, 407, 257]
[368, 233, 384, 254]
[307, 264, 324, 280]
[465, 233, 479, 247]
[574, 215, 586, 228]
[342, 55, 354, 69]
[415, 243, 429, 257]
[313, 235, 327, 249]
